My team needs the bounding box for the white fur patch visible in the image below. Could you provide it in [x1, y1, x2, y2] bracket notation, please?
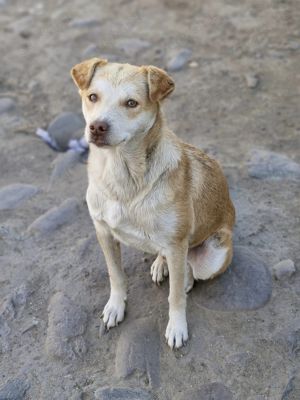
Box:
[188, 241, 228, 280]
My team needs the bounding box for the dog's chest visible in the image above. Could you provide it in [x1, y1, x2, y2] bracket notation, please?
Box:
[87, 183, 176, 253]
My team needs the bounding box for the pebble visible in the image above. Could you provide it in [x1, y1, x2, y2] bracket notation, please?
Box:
[68, 18, 101, 28]
[178, 383, 233, 400]
[166, 48, 192, 72]
[0, 98, 16, 114]
[0, 378, 30, 400]
[0, 183, 39, 210]
[116, 38, 151, 57]
[115, 318, 160, 387]
[192, 246, 272, 311]
[273, 259, 296, 280]
[189, 60, 199, 68]
[94, 387, 153, 400]
[28, 197, 79, 235]
[48, 112, 85, 151]
[248, 149, 300, 180]
[245, 73, 259, 88]
[45, 292, 87, 361]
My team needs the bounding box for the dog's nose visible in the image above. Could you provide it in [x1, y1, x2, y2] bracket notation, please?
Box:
[89, 120, 110, 135]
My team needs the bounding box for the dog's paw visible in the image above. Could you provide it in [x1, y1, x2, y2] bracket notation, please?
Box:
[165, 312, 188, 349]
[150, 255, 168, 285]
[102, 294, 126, 329]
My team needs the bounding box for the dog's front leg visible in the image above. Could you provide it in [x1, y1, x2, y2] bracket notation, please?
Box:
[95, 221, 127, 329]
[165, 240, 188, 349]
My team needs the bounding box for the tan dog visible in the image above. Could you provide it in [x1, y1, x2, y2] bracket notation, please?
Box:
[71, 58, 235, 349]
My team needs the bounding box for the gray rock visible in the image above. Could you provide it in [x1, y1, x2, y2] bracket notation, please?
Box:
[166, 48, 192, 72]
[115, 318, 160, 387]
[282, 376, 300, 400]
[94, 388, 153, 400]
[0, 378, 30, 400]
[46, 292, 87, 361]
[248, 149, 300, 180]
[245, 73, 259, 88]
[178, 383, 233, 400]
[116, 38, 151, 57]
[68, 18, 101, 28]
[287, 41, 300, 51]
[273, 259, 296, 280]
[0, 183, 39, 210]
[48, 112, 85, 151]
[12, 283, 30, 308]
[0, 98, 16, 114]
[28, 197, 79, 235]
[192, 246, 272, 311]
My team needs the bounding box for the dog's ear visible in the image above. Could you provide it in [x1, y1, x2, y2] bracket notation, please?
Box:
[145, 66, 175, 102]
[70, 58, 108, 90]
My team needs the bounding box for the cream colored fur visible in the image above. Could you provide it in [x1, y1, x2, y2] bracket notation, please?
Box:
[71, 58, 235, 349]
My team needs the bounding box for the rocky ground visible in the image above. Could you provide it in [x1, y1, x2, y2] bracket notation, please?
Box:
[0, 0, 300, 399]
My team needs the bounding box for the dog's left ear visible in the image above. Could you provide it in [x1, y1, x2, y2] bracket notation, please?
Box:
[145, 66, 175, 102]
[70, 58, 108, 90]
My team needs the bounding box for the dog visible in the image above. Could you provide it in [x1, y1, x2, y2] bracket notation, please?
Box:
[71, 58, 235, 349]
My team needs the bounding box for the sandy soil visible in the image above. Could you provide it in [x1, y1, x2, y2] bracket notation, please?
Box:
[0, 0, 300, 399]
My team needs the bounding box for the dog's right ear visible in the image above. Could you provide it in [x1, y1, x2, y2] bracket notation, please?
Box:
[70, 58, 108, 90]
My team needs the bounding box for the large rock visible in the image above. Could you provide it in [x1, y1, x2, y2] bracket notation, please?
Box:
[0, 379, 30, 400]
[192, 246, 272, 311]
[48, 112, 85, 151]
[247, 149, 300, 180]
[45, 292, 87, 361]
[115, 318, 160, 387]
[0, 183, 39, 210]
[94, 387, 153, 400]
[28, 197, 79, 235]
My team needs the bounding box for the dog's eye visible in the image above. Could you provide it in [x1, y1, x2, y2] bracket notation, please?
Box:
[126, 99, 138, 108]
[88, 94, 98, 103]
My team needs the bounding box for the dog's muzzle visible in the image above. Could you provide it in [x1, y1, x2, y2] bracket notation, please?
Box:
[89, 120, 110, 146]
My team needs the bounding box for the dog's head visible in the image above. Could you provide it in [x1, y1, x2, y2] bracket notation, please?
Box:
[71, 58, 175, 147]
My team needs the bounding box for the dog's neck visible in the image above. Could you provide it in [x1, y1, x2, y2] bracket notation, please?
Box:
[117, 107, 163, 184]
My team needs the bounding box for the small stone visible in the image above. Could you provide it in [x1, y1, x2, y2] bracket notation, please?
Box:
[287, 41, 300, 51]
[245, 73, 259, 88]
[0, 378, 30, 400]
[48, 112, 85, 151]
[166, 48, 192, 72]
[0, 98, 16, 114]
[115, 318, 160, 387]
[68, 18, 101, 28]
[273, 259, 296, 280]
[248, 149, 300, 180]
[45, 292, 87, 361]
[0, 183, 39, 210]
[192, 246, 272, 311]
[28, 197, 79, 235]
[189, 60, 199, 68]
[116, 38, 151, 57]
[178, 383, 233, 400]
[94, 387, 153, 400]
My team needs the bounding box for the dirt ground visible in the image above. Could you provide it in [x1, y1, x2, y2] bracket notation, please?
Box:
[0, 0, 300, 399]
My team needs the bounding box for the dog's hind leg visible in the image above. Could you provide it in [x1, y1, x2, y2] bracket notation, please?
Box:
[188, 228, 233, 281]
